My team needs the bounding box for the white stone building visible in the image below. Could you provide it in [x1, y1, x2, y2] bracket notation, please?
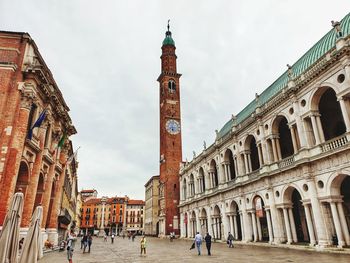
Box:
[179, 14, 350, 248]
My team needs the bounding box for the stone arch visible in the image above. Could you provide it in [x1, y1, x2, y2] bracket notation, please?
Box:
[190, 210, 197, 237]
[313, 87, 346, 141]
[228, 200, 242, 240]
[209, 159, 218, 187]
[224, 148, 236, 180]
[252, 195, 270, 241]
[15, 161, 30, 197]
[212, 205, 222, 240]
[326, 168, 350, 196]
[282, 185, 309, 243]
[327, 172, 350, 246]
[272, 115, 294, 159]
[244, 134, 260, 171]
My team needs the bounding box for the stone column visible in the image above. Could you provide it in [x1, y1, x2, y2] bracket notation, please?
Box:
[247, 153, 252, 173]
[307, 178, 329, 246]
[221, 203, 230, 240]
[303, 204, 316, 246]
[315, 115, 325, 143]
[227, 164, 231, 181]
[288, 208, 298, 243]
[195, 209, 200, 235]
[271, 138, 278, 162]
[283, 208, 293, 244]
[207, 211, 213, 237]
[330, 202, 345, 247]
[244, 153, 249, 174]
[180, 213, 184, 238]
[337, 202, 350, 246]
[310, 115, 321, 145]
[257, 144, 263, 166]
[266, 209, 274, 243]
[239, 212, 245, 241]
[257, 216, 262, 241]
[338, 97, 350, 132]
[233, 215, 239, 240]
[241, 198, 252, 242]
[229, 215, 234, 235]
[292, 97, 307, 148]
[276, 138, 282, 160]
[267, 189, 283, 243]
[251, 212, 258, 242]
[0, 89, 35, 225]
[290, 125, 298, 153]
[234, 157, 239, 177]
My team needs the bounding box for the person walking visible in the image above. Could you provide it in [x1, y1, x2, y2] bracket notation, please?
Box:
[194, 232, 203, 256]
[87, 233, 93, 253]
[111, 233, 115, 244]
[227, 232, 234, 248]
[132, 233, 136, 242]
[82, 234, 88, 253]
[67, 230, 77, 263]
[140, 236, 147, 255]
[204, 232, 212, 256]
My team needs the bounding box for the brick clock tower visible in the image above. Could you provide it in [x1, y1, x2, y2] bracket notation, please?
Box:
[157, 22, 182, 236]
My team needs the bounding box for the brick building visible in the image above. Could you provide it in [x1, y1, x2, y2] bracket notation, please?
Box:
[126, 200, 145, 234]
[0, 31, 77, 245]
[80, 195, 128, 235]
[179, 14, 350, 249]
[157, 23, 183, 236]
[144, 175, 159, 236]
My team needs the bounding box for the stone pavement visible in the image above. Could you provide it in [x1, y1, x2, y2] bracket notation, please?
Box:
[39, 236, 350, 263]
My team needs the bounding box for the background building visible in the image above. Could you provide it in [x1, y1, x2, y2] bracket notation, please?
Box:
[179, 14, 350, 249]
[0, 31, 77, 245]
[80, 194, 128, 235]
[144, 175, 160, 236]
[126, 200, 145, 234]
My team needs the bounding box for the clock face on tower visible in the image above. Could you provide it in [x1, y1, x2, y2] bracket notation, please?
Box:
[166, 119, 180, 135]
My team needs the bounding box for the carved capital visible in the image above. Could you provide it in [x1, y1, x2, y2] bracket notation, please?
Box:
[18, 82, 36, 110]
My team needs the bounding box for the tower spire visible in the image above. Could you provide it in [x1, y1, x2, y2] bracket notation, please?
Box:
[167, 19, 170, 32]
[163, 19, 175, 46]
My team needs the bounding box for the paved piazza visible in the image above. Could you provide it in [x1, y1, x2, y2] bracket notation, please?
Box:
[39, 237, 350, 263]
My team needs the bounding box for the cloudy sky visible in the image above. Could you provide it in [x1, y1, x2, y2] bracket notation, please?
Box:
[0, 1, 348, 199]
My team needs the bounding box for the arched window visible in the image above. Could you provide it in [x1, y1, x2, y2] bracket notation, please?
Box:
[168, 80, 176, 93]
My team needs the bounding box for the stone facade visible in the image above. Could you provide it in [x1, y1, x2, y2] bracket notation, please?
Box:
[126, 200, 145, 234]
[179, 15, 350, 249]
[0, 31, 77, 245]
[144, 175, 160, 236]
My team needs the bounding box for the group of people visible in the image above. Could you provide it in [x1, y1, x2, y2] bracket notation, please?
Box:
[80, 233, 93, 253]
[193, 231, 235, 256]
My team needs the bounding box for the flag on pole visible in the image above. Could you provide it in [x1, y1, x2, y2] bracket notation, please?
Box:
[57, 133, 67, 148]
[66, 146, 81, 165]
[27, 109, 47, 139]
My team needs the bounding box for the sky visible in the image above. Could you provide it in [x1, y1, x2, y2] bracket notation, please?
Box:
[0, 1, 349, 200]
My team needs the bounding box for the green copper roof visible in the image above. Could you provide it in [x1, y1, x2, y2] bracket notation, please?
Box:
[217, 12, 350, 139]
[163, 35, 175, 46]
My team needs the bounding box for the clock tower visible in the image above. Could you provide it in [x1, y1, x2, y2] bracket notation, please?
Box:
[157, 21, 182, 236]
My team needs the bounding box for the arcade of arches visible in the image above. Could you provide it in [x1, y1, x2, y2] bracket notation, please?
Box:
[180, 61, 350, 249]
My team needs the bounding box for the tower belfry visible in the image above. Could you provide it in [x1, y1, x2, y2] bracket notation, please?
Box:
[157, 21, 182, 236]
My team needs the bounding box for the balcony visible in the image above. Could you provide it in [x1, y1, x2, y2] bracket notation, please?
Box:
[278, 155, 295, 169]
[321, 134, 348, 152]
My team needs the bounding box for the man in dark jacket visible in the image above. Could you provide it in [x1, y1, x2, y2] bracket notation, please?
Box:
[204, 233, 212, 256]
[227, 232, 234, 248]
